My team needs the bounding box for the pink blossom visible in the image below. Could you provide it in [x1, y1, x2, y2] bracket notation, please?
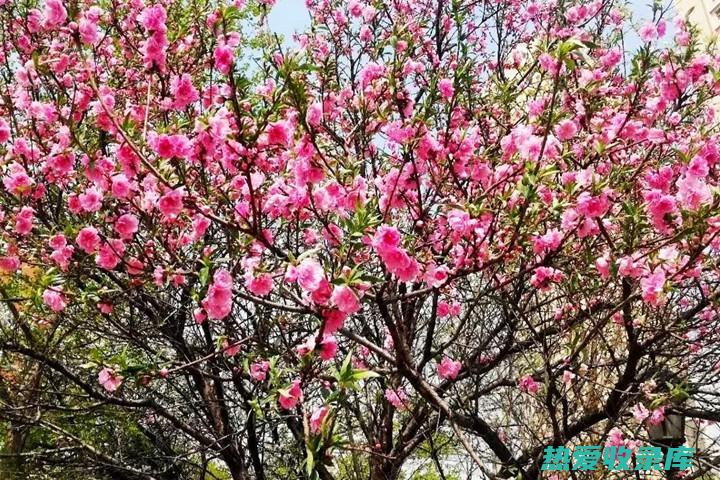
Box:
[0, 256, 20, 274]
[140, 4, 167, 31]
[438, 78, 454, 99]
[43, 288, 67, 312]
[96, 239, 125, 270]
[77, 226, 101, 254]
[311, 279, 333, 305]
[250, 360, 270, 381]
[532, 229, 563, 254]
[605, 427, 626, 447]
[204, 269, 234, 320]
[214, 45, 234, 75]
[383, 122, 414, 144]
[640, 269, 666, 306]
[49, 234, 66, 250]
[565, 5, 589, 23]
[359, 62, 386, 88]
[379, 247, 419, 282]
[78, 17, 99, 45]
[0, 118, 10, 143]
[98, 367, 123, 392]
[538, 53, 560, 75]
[79, 187, 103, 212]
[318, 335, 338, 361]
[278, 379, 303, 410]
[530, 266, 565, 291]
[677, 175, 712, 211]
[447, 209, 471, 235]
[348, 0, 363, 16]
[438, 300, 463, 318]
[50, 244, 74, 270]
[306, 103, 322, 126]
[676, 29, 690, 46]
[519, 375, 540, 394]
[246, 273, 273, 296]
[648, 407, 666, 425]
[595, 255, 611, 279]
[46, 154, 74, 178]
[600, 48, 622, 69]
[639, 22, 658, 42]
[15, 207, 34, 235]
[265, 120, 293, 147]
[617, 256, 646, 278]
[297, 258, 324, 292]
[384, 388, 409, 410]
[331, 285, 361, 314]
[97, 302, 113, 314]
[222, 339, 242, 357]
[577, 192, 610, 218]
[170, 73, 199, 110]
[158, 188, 185, 218]
[3, 163, 34, 195]
[384, 332, 394, 350]
[372, 225, 402, 252]
[688, 155, 709, 178]
[142, 30, 168, 71]
[44, 0, 67, 27]
[554, 119, 578, 141]
[115, 214, 139, 240]
[153, 266, 165, 286]
[644, 190, 677, 231]
[437, 357, 462, 380]
[322, 223, 344, 246]
[154, 134, 189, 159]
[423, 264, 449, 287]
[310, 406, 330, 433]
[323, 309, 347, 334]
[191, 215, 211, 241]
[193, 308, 206, 324]
[111, 174, 133, 198]
[126, 258, 144, 275]
[632, 403, 650, 422]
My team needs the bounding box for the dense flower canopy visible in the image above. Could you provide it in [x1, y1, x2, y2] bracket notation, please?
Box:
[1, 0, 720, 479]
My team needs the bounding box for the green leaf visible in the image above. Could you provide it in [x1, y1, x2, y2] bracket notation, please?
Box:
[305, 446, 315, 476]
[249, 399, 264, 419]
[349, 370, 381, 382]
[198, 263, 210, 287]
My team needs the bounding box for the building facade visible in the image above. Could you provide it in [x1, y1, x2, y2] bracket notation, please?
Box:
[676, 0, 720, 38]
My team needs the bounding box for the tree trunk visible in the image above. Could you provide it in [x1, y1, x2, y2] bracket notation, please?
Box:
[370, 459, 400, 480]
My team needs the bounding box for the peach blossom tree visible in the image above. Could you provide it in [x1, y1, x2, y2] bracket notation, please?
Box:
[1, 0, 720, 479]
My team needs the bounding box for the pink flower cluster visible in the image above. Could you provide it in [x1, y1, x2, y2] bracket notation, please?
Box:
[372, 225, 419, 282]
[384, 387, 410, 410]
[140, 4, 168, 71]
[278, 379, 303, 410]
[98, 367, 123, 392]
[203, 269, 234, 320]
[530, 267, 565, 291]
[437, 357, 462, 380]
[43, 287, 67, 312]
[519, 375, 540, 394]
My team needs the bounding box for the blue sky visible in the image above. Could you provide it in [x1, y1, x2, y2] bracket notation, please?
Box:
[267, 0, 675, 53]
[267, 0, 310, 39]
